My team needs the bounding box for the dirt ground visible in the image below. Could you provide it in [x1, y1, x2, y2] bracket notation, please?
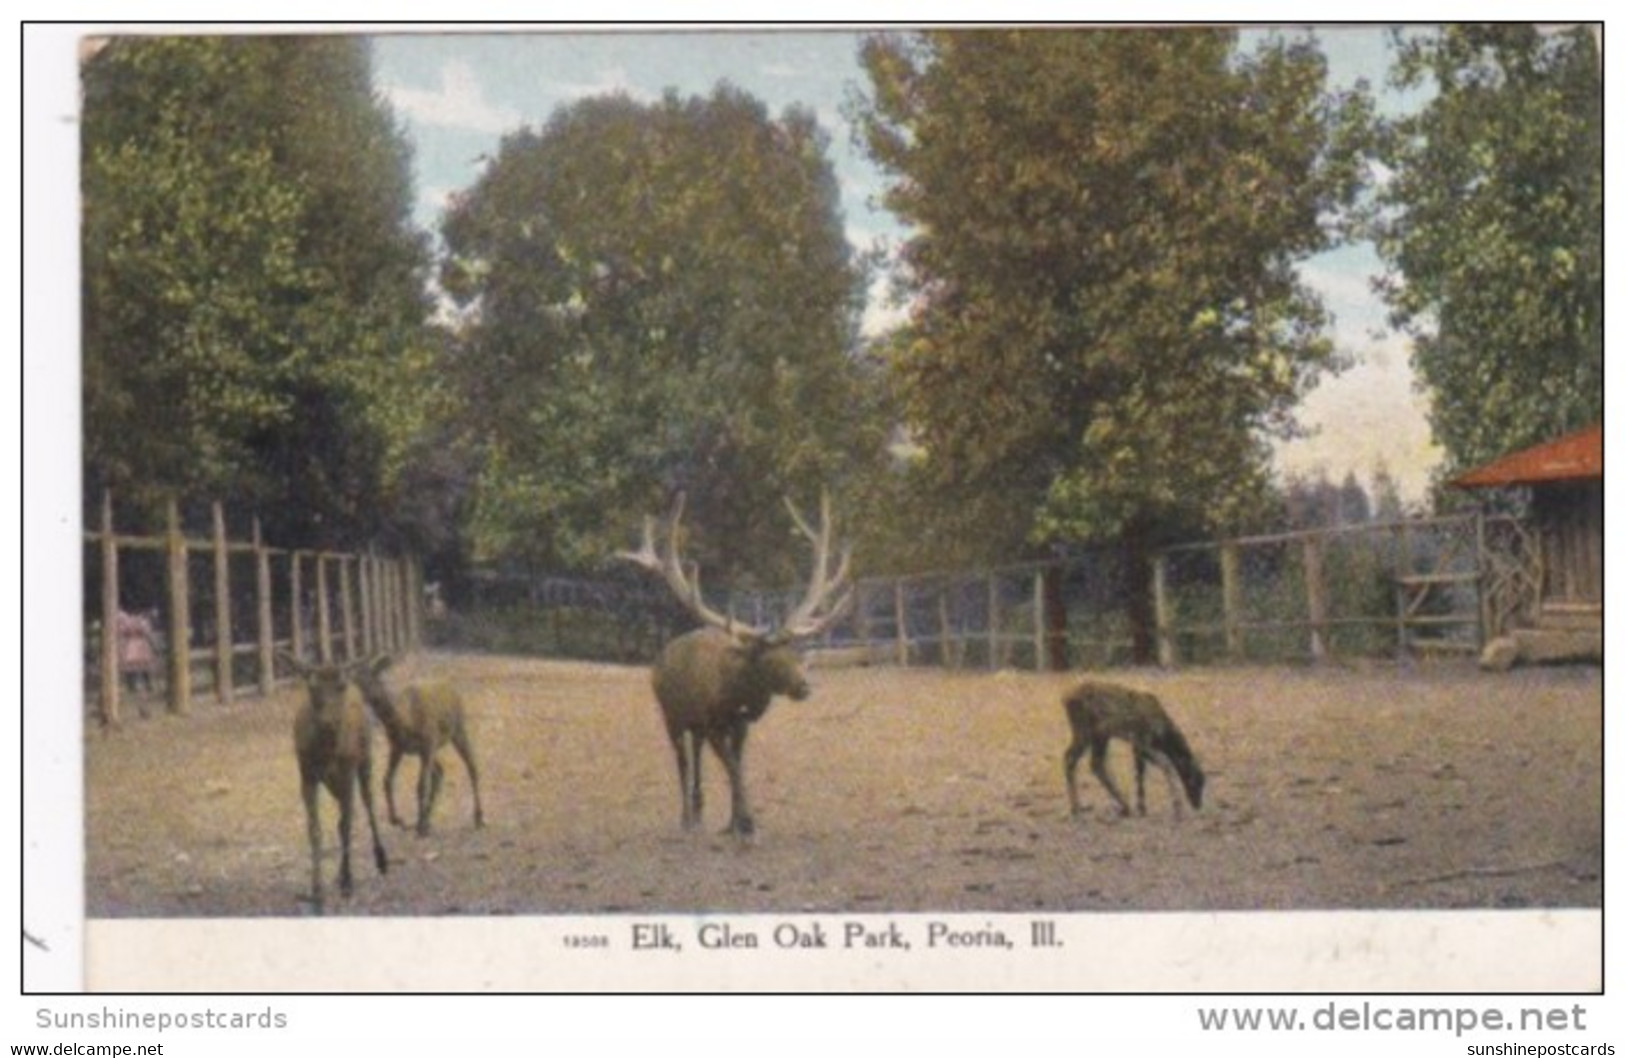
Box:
[83, 653, 1602, 918]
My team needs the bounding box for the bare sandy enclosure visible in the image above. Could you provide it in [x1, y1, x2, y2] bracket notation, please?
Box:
[84, 653, 1601, 918]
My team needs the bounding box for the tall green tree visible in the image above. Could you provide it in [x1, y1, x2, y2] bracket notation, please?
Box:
[440, 85, 883, 585]
[1371, 25, 1601, 476]
[852, 29, 1367, 656]
[81, 36, 436, 547]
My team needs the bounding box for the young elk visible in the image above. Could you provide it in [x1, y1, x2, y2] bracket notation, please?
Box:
[619, 490, 853, 839]
[282, 652, 389, 911]
[350, 655, 485, 837]
[1062, 681, 1205, 820]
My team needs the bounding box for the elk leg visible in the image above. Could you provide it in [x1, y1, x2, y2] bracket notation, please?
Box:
[1090, 740, 1133, 817]
[358, 752, 389, 875]
[1133, 750, 1149, 815]
[671, 731, 697, 830]
[453, 729, 485, 828]
[689, 730, 705, 826]
[1146, 751, 1186, 821]
[710, 722, 753, 838]
[384, 746, 407, 828]
[336, 779, 356, 897]
[415, 752, 435, 836]
[301, 776, 324, 910]
[1062, 737, 1087, 816]
[425, 757, 447, 831]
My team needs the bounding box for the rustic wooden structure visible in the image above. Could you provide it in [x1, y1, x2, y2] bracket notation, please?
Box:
[1451, 423, 1602, 667]
[87, 493, 425, 727]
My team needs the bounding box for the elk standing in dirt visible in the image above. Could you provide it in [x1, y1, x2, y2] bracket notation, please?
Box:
[1062, 681, 1205, 820]
[283, 652, 389, 910]
[620, 491, 853, 839]
[351, 655, 485, 836]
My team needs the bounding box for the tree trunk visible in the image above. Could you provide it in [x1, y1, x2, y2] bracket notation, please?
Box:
[1123, 525, 1157, 665]
[1042, 564, 1070, 671]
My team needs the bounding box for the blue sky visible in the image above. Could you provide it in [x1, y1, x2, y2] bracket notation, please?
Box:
[371, 26, 1442, 503]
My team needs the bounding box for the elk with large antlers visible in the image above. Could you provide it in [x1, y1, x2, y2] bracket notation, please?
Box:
[619, 490, 854, 839]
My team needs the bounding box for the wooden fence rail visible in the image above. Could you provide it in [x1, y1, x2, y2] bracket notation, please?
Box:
[788, 512, 1523, 671]
[438, 512, 1534, 673]
[85, 491, 423, 728]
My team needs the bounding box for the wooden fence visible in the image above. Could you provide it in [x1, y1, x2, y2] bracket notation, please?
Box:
[85, 491, 423, 727]
[764, 512, 1525, 670]
[1151, 512, 1514, 666]
[399, 511, 1535, 673]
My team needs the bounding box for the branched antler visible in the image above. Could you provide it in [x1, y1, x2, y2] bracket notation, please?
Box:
[617, 493, 759, 635]
[775, 490, 855, 642]
[618, 489, 854, 642]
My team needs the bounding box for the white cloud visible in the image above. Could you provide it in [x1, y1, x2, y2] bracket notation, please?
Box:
[418, 183, 457, 225]
[1298, 259, 1381, 312]
[860, 296, 910, 340]
[1273, 333, 1443, 502]
[552, 67, 652, 102]
[760, 61, 809, 79]
[380, 60, 520, 135]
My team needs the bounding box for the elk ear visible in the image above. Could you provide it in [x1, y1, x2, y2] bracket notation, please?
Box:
[370, 654, 394, 675]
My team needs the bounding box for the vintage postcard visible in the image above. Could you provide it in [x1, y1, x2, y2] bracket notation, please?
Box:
[25, 22, 1603, 996]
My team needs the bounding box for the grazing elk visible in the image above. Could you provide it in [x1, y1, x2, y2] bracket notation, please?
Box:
[1062, 681, 1205, 820]
[619, 491, 854, 838]
[282, 651, 389, 910]
[350, 654, 485, 836]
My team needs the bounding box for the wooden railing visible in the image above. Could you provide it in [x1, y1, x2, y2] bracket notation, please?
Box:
[85, 491, 422, 727]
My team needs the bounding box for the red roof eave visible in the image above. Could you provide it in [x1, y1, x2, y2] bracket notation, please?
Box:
[1451, 423, 1603, 489]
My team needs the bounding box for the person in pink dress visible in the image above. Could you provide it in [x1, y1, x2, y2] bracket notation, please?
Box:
[116, 608, 159, 698]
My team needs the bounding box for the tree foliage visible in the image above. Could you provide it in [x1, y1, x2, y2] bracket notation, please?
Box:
[1371, 25, 1601, 476]
[81, 36, 437, 546]
[851, 29, 1369, 564]
[440, 86, 883, 584]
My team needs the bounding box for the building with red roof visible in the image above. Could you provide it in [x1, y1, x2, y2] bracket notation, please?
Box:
[1452, 423, 1600, 667]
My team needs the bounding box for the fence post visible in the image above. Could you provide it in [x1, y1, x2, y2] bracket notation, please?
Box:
[1302, 534, 1328, 662]
[254, 518, 273, 697]
[315, 555, 332, 663]
[357, 554, 374, 659]
[1152, 553, 1175, 668]
[212, 502, 233, 705]
[290, 555, 305, 663]
[1474, 508, 1489, 649]
[165, 498, 191, 715]
[339, 555, 357, 662]
[396, 559, 409, 652]
[1220, 541, 1243, 660]
[1393, 523, 1412, 658]
[289, 552, 305, 663]
[894, 580, 910, 667]
[385, 558, 401, 653]
[938, 583, 957, 669]
[407, 557, 423, 650]
[377, 557, 392, 654]
[1032, 569, 1048, 672]
[855, 582, 873, 657]
[986, 571, 1001, 670]
[98, 489, 120, 728]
